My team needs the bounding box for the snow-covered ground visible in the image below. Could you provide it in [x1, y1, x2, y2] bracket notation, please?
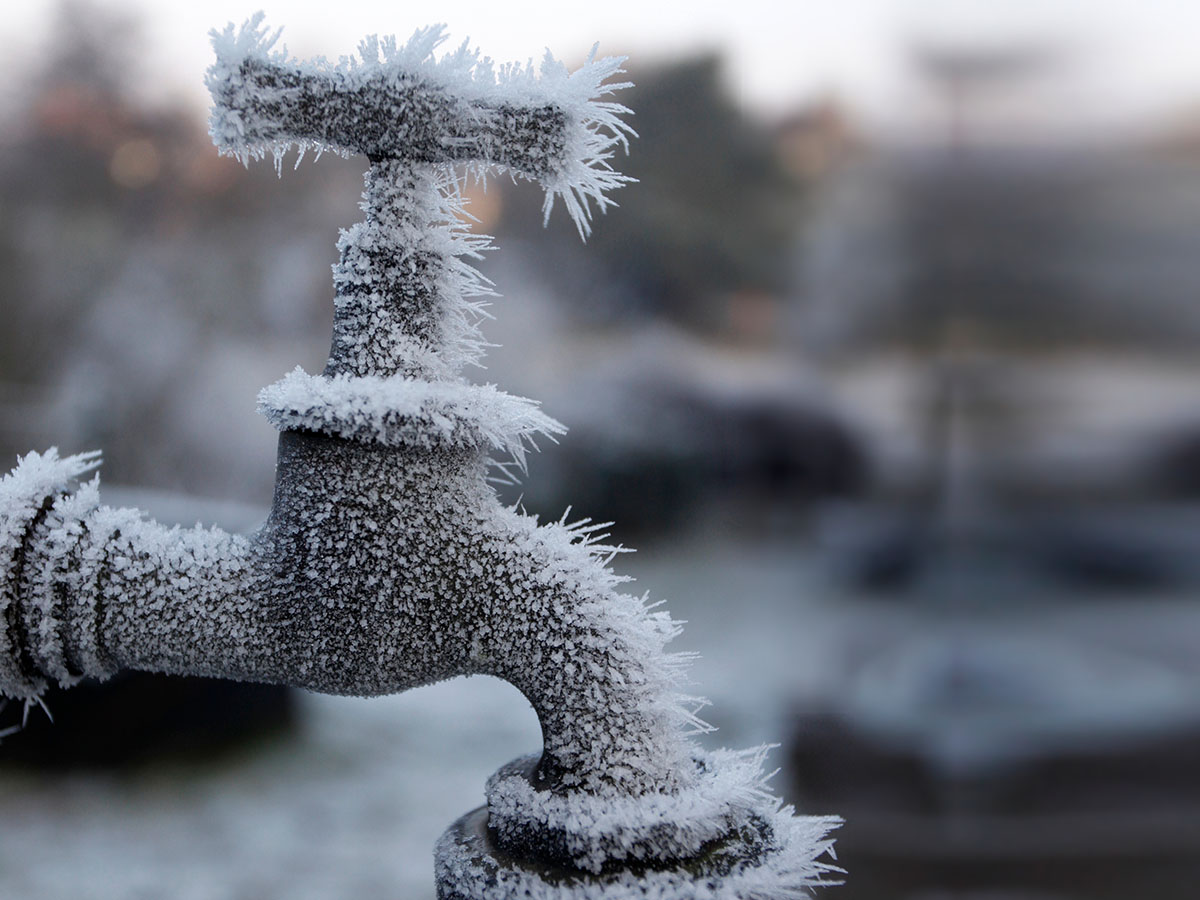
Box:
[0, 677, 536, 900]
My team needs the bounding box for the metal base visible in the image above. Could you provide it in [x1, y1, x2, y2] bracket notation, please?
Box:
[434, 804, 829, 900]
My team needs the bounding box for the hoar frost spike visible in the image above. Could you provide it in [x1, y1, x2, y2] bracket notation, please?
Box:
[0, 15, 841, 898]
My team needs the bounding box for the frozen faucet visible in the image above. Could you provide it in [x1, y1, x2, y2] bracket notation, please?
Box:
[0, 16, 839, 898]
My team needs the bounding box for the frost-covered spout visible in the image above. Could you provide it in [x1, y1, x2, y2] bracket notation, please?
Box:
[0, 435, 686, 792]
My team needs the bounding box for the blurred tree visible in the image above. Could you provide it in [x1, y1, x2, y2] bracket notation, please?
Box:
[501, 55, 806, 334]
[0, 1, 145, 390]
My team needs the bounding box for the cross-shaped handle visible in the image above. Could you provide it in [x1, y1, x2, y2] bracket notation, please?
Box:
[207, 16, 633, 380]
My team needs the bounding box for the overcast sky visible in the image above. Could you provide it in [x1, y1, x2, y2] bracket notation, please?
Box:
[4, 1, 1200, 139]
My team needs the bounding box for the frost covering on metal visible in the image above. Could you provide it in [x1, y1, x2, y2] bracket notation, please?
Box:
[0, 16, 839, 898]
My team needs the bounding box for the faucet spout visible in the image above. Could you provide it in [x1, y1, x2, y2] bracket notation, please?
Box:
[1, 427, 692, 793]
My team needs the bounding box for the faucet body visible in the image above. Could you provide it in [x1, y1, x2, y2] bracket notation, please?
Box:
[0, 16, 839, 897]
[5, 431, 689, 796]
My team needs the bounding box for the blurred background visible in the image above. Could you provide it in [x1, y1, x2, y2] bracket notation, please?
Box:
[1, 1, 1199, 898]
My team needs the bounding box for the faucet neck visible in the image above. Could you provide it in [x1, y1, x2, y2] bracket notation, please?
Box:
[267, 428, 484, 523]
[325, 159, 492, 381]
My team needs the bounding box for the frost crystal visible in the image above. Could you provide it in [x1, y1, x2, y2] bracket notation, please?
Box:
[0, 16, 840, 898]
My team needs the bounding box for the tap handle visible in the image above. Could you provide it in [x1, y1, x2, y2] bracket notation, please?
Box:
[207, 14, 635, 236]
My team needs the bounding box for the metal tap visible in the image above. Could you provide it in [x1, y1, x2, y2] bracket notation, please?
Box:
[0, 17, 839, 898]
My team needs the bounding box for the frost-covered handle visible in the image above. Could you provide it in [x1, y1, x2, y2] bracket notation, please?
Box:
[212, 55, 569, 177]
[207, 14, 635, 234]
[206, 15, 634, 382]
